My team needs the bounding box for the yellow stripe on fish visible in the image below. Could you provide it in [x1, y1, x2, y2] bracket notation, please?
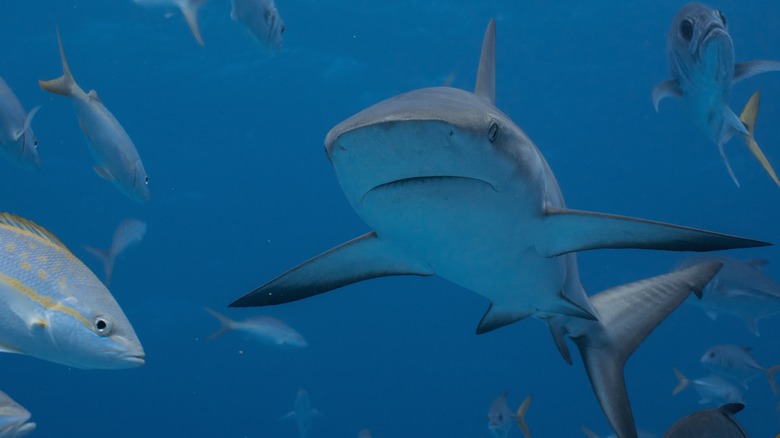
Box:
[0, 271, 90, 329]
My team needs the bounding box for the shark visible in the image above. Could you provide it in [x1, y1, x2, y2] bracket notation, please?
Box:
[653, 3, 780, 187]
[231, 20, 768, 438]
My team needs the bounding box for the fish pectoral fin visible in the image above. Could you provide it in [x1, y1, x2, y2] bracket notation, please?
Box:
[475, 303, 531, 334]
[738, 92, 780, 188]
[651, 79, 682, 111]
[230, 231, 433, 307]
[733, 60, 780, 83]
[93, 166, 114, 181]
[87, 89, 102, 103]
[537, 207, 768, 257]
[571, 262, 722, 438]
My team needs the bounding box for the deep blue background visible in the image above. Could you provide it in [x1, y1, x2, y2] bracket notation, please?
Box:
[0, 1, 779, 436]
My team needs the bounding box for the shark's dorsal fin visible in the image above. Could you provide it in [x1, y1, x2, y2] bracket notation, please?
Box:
[571, 262, 722, 438]
[230, 231, 434, 307]
[0, 213, 68, 251]
[474, 19, 496, 105]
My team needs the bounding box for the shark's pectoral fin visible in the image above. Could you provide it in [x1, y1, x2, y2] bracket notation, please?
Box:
[733, 60, 780, 82]
[572, 262, 722, 438]
[538, 207, 768, 256]
[651, 79, 682, 112]
[230, 231, 433, 307]
[476, 303, 531, 334]
[738, 91, 780, 188]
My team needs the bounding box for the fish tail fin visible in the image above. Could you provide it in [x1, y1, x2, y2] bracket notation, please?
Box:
[515, 394, 532, 438]
[571, 262, 721, 438]
[38, 26, 80, 97]
[739, 91, 780, 188]
[766, 364, 780, 395]
[579, 426, 601, 438]
[180, 2, 205, 46]
[718, 141, 741, 187]
[83, 245, 114, 286]
[672, 367, 689, 396]
[204, 307, 234, 340]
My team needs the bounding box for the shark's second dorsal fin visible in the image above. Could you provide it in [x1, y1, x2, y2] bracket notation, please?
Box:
[474, 19, 496, 105]
[0, 213, 68, 251]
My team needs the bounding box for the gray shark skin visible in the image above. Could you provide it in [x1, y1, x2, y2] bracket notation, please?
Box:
[653, 3, 780, 187]
[662, 403, 750, 438]
[231, 20, 765, 438]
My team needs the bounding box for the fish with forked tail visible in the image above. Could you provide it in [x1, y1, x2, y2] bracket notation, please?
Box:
[653, 3, 780, 187]
[204, 308, 307, 347]
[85, 218, 147, 286]
[38, 28, 150, 203]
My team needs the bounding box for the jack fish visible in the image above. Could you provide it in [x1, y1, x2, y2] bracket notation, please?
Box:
[85, 218, 147, 286]
[653, 3, 780, 187]
[39, 28, 150, 203]
[0, 77, 40, 169]
[700, 344, 780, 392]
[0, 213, 144, 369]
[673, 368, 743, 405]
[231, 0, 285, 53]
[0, 390, 35, 438]
[280, 389, 322, 438]
[204, 308, 307, 347]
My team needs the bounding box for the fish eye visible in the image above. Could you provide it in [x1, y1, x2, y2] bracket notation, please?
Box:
[94, 317, 113, 336]
[488, 120, 499, 143]
[33, 140, 38, 149]
[144, 176, 149, 185]
[680, 18, 694, 41]
[281, 25, 286, 35]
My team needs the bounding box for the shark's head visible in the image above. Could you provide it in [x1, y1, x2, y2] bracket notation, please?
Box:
[667, 3, 734, 86]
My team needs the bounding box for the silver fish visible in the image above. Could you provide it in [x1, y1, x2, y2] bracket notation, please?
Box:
[487, 391, 513, 438]
[204, 308, 307, 347]
[673, 368, 743, 405]
[0, 390, 35, 438]
[231, 20, 763, 438]
[85, 218, 147, 286]
[0, 213, 144, 369]
[677, 255, 780, 335]
[231, 0, 285, 53]
[0, 78, 40, 169]
[663, 403, 750, 438]
[280, 389, 322, 438]
[653, 3, 780, 187]
[39, 28, 150, 203]
[132, 0, 207, 45]
[700, 344, 780, 392]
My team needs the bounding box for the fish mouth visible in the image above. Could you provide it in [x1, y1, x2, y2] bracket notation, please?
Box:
[700, 22, 727, 45]
[361, 176, 497, 204]
[121, 352, 146, 366]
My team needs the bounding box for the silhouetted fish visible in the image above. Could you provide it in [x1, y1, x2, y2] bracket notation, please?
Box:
[85, 218, 147, 286]
[280, 389, 322, 438]
[663, 403, 750, 437]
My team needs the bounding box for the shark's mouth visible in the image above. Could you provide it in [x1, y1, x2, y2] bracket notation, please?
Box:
[362, 175, 497, 204]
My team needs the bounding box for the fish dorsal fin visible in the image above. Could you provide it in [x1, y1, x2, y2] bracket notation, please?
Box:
[474, 19, 496, 105]
[0, 213, 68, 250]
[720, 403, 745, 415]
[87, 89, 101, 103]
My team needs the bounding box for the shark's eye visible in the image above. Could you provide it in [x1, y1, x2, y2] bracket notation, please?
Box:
[144, 176, 149, 185]
[717, 10, 727, 27]
[680, 18, 694, 41]
[33, 140, 38, 149]
[488, 120, 499, 143]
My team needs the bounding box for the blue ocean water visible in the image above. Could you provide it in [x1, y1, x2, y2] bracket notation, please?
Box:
[1, 0, 779, 436]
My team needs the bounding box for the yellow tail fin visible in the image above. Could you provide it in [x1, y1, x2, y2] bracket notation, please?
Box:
[739, 91, 780, 188]
[515, 394, 532, 438]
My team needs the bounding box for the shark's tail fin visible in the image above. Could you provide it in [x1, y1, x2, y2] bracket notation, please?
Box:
[766, 364, 780, 395]
[38, 27, 81, 97]
[569, 262, 722, 438]
[84, 245, 114, 286]
[739, 91, 780, 188]
[672, 367, 690, 396]
[204, 307, 235, 340]
[515, 394, 532, 438]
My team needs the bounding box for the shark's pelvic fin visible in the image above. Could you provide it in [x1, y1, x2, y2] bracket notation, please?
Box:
[476, 303, 532, 334]
[733, 60, 780, 83]
[230, 231, 434, 307]
[538, 207, 769, 256]
[571, 262, 722, 438]
[651, 79, 682, 111]
[738, 91, 780, 188]
[474, 19, 496, 105]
